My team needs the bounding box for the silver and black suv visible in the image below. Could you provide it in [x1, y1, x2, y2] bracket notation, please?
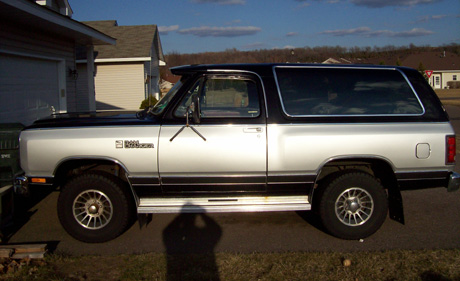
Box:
[16, 64, 460, 243]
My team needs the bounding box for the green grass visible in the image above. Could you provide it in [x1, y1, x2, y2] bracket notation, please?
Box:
[2, 249, 459, 280]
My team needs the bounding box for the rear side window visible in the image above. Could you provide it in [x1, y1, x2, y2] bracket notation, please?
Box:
[274, 67, 424, 117]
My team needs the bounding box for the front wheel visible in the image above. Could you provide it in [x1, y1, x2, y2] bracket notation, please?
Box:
[317, 172, 388, 240]
[57, 172, 134, 243]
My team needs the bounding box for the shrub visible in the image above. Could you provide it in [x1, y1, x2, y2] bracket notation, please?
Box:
[140, 95, 159, 109]
[447, 81, 460, 89]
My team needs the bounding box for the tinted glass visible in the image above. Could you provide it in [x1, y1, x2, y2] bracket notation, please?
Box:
[275, 67, 424, 116]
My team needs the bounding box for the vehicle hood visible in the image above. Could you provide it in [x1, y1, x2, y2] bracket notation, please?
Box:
[25, 111, 160, 129]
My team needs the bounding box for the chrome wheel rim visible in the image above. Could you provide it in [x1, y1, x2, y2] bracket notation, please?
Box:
[73, 190, 113, 230]
[335, 187, 374, 226]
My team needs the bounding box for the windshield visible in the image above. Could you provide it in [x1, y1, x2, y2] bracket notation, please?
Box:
[149, 80, 183, 115]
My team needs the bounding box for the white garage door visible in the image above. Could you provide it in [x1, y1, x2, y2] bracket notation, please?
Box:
[0, 54, 61, 125]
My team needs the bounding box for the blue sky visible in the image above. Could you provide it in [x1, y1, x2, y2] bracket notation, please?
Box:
[71, 0, 460, 54]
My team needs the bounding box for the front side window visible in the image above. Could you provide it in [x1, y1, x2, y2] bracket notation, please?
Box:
[150, 80, 183, 115]
[274, 67, 424, 116]
[174, 76, 260, 118]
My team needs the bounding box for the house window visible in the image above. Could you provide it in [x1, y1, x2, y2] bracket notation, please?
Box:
[435, 76, 440, 86]
[454, 75, 457, 81]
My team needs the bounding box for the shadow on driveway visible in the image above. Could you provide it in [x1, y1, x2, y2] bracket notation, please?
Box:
[163, 205, 222, 281]
[1, 185, 55, 244]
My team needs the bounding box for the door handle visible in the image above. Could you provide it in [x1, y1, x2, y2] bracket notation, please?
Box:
[244, 127, 263, 133]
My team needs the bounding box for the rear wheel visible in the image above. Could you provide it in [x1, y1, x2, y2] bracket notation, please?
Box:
[317, 172, 388, 240]
[58, 172, 134, 243]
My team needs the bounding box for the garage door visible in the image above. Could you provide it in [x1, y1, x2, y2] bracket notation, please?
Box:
[0, 54, 61, 125]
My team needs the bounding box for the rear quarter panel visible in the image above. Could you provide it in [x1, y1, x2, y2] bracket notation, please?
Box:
[267, 122, 455, 176]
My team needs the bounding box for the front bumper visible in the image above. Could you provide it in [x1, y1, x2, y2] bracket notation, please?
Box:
[447, 172, 460, 192]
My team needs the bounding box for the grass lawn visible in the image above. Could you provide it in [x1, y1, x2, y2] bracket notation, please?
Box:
[1, 249, 459, 280]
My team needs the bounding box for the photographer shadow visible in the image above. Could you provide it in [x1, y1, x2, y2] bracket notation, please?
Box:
[163, 205, 222, 281]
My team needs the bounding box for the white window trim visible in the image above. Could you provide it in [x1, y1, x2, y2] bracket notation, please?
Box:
[76, 57, 151, 63]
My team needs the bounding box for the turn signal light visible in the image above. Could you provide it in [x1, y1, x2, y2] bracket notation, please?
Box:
[446, 136, 456, 164]
[31, 178, 46, 183]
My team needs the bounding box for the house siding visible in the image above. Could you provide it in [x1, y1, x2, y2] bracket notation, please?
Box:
[443, 71, 460, 89]
[94, 63, 145, 110]
[76, 64, 90, 111]
[78, 21, 164, 108]
[144, 61, 151, 98]
[150, 39, 161, 99]
[429, 70, 460, 89]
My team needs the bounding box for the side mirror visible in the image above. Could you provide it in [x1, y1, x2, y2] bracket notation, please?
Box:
[191, 94, 201, 124]
[170, 95, 206, 142]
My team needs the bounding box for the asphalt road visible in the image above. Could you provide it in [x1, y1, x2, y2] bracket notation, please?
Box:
[5, 105, 460, 255]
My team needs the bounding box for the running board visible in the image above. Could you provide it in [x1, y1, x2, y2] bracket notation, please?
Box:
[137, 195, 311, 214]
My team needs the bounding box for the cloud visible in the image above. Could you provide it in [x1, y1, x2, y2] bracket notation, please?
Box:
[286, 32, 299, 37]
[294, 0, 342, 5]
[297, 2, 311, 8]
[270, 45, 298, 51]
[391, 28, 434, 37]
[350, 0, 441, 8]
[242, 42, 269, 49]
[320, 26, 371, 36]
[191, 0, 245, 5]
[177, 26, 261, 37]
[294, 0, 440, 8]
[320, 26, 434, 37]
[158, 25, 179, 35]
[415, 14, 449, 23]
[225, 19, 242, 25]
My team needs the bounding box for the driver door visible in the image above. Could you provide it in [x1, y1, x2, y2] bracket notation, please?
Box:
[158, 74, 267, 193]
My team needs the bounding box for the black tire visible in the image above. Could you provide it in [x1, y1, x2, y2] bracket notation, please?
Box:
[317, 172, 388, 240]
[57, 172, 134, 243]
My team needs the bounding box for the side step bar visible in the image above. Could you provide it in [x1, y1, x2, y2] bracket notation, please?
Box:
[138, 195, 311, 214]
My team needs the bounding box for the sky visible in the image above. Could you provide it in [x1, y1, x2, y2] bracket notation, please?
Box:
[71, 0, 460, 54]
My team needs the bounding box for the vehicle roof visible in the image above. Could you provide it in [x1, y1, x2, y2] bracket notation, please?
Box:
[170, 63, 413, 76]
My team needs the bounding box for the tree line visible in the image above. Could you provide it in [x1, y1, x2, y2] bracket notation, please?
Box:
[161, 43, 459, 79]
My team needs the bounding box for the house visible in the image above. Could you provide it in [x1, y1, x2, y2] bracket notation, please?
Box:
[160, 80, 173, 94]
[76, 20, 165, 111]
[160, 72, 181, 96]
[401, 51, 460, 89]
[0, 0, 115, 125]
[323, 51, 460, 90]
[322, 58, 353, 64]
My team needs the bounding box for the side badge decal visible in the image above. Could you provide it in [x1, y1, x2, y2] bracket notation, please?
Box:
[116, 140, 154, 149]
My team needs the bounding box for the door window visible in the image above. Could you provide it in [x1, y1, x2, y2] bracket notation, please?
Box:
[435, 76, 441, 86]
[174, 76, 260, 118]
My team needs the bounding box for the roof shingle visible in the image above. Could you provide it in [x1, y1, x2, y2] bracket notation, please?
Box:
[401, 51, 460, 70]
[80, 20, 162, 60]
